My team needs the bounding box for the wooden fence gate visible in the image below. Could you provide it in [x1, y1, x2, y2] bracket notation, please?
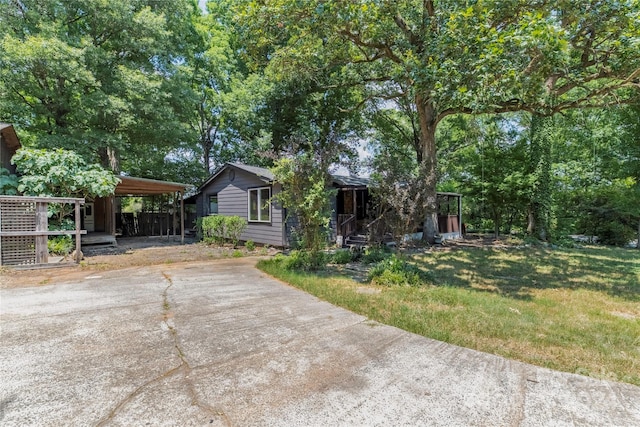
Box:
[0, 196, 85, 267]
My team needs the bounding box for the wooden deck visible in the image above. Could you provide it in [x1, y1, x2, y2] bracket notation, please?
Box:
[82, 233, 117, 246]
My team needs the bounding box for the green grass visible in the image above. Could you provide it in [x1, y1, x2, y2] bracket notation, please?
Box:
[258, 246, 640, 386]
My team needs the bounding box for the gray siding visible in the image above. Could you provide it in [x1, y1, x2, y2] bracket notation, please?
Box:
[198, 166, 285, 247]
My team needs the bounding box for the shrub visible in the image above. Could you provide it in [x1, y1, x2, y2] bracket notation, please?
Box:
[367, 254, 429, 287]
[225, 216, 247, 247]
[330, 249, 354, 264]
[200, 215, 247, 246]
[245, 240, 255, 251]
[361, 246, 392, 264]
[283, 250, 328, 271]
[201, 215, 225, 244]
[0, 167, 19, 195]
[48, 235, 73, 256]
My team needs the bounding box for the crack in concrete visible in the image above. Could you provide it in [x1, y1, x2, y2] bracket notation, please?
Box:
[95, 365, 183, 426]
[95, 273, 231, 426]
[510, 364, 535, 427]
[161, 272, 232, 426]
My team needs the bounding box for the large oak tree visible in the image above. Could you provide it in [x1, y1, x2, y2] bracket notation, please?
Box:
[236, 0, 640, 242]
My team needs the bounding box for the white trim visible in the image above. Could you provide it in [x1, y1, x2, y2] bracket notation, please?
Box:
[248, 186, 271, 223]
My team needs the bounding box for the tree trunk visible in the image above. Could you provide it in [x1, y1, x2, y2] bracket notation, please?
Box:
[203, 137, 211, 175]
[98, 146, 120, 173]
[415, 94, 438, 243]
[528, 113, 553, 241]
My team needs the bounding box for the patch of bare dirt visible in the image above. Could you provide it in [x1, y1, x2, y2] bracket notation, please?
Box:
[0, 237, 278, 289]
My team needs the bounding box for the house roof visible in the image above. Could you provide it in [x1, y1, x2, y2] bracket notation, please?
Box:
[0, 123, 21, 152]
[115, 175, 189, 196]
[197, 163, 379, 194]
[229, 162, 274, 181]
[331, 174, 371, 188]
[198, 162, 274, 191]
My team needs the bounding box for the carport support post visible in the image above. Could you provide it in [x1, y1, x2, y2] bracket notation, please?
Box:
[458, 195, 462, 237]
[173, 192, 177, 241]
[35, 202, 48, 264]
[180, 191, 184, 244]
[75, 200, 82, 263]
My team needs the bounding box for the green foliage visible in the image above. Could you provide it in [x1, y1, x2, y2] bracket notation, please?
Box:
[272, 154, 336, 252]
[367, 254, 429, 287]
[0, 0, 201, 178]
[330, 250, 355, 265]
[225, 215, 247, 247]
[13, 148, 119, 199]
[245, 240, 255, 251]
[48, 235, 73, 256]
[195, 217, 204, 240]
[278, 250, 328, 271]
[437, 114, 532, 236]
[189, 1, 273, 174]
[199, 215, 247, 247]
[201, 215, 226, 244]
[528, 114, 554, 241]
[49, 217, 75, 232]
[577, 178, 640, 246]
[12, 147, 119, 222]
[232, 249, 243, 258]
[361, 246, 392, 265]
[240, 0, 640, 242]
[0, 168, 19, 195]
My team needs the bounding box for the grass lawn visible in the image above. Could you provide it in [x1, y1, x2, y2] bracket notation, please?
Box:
[258, 245, 640, 386]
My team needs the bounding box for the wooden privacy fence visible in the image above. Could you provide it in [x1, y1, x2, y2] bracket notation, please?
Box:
[0, 196, 85, 267]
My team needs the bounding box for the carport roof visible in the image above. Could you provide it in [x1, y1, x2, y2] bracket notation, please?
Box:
[115, 175, 189, 196]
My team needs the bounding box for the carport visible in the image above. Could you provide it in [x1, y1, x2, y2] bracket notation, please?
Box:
[87, 176, 189, 245]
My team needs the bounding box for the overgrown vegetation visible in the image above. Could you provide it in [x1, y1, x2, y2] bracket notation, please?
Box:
[367, 254, 431, 287]
[274, 250, 328, 271]
[258, 245, 640, 386]
[271, 152, 336, 252]
[47, 235, 73, 256]
[0, 168, 19, 195]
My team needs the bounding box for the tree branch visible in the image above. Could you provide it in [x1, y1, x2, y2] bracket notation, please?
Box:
[393, 13, 423, 52]
[338, 29, 403, 64]
[12, 88, 35, 108]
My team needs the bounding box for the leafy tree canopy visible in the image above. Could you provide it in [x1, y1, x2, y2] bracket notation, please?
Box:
[0, 0, 200, 174]
[237, 0, 640, 241]
[12, 148, 119, 200]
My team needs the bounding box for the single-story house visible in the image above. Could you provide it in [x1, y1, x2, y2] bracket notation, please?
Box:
[193, 162, 462, 247]
[194, 163, 287, 246]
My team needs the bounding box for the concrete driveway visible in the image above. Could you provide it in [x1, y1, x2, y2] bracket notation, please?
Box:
[1, 258, 639, 426]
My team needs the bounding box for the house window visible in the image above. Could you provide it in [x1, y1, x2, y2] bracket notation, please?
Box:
[248, 187, 271, 222]
[209, 195, 218, 214]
